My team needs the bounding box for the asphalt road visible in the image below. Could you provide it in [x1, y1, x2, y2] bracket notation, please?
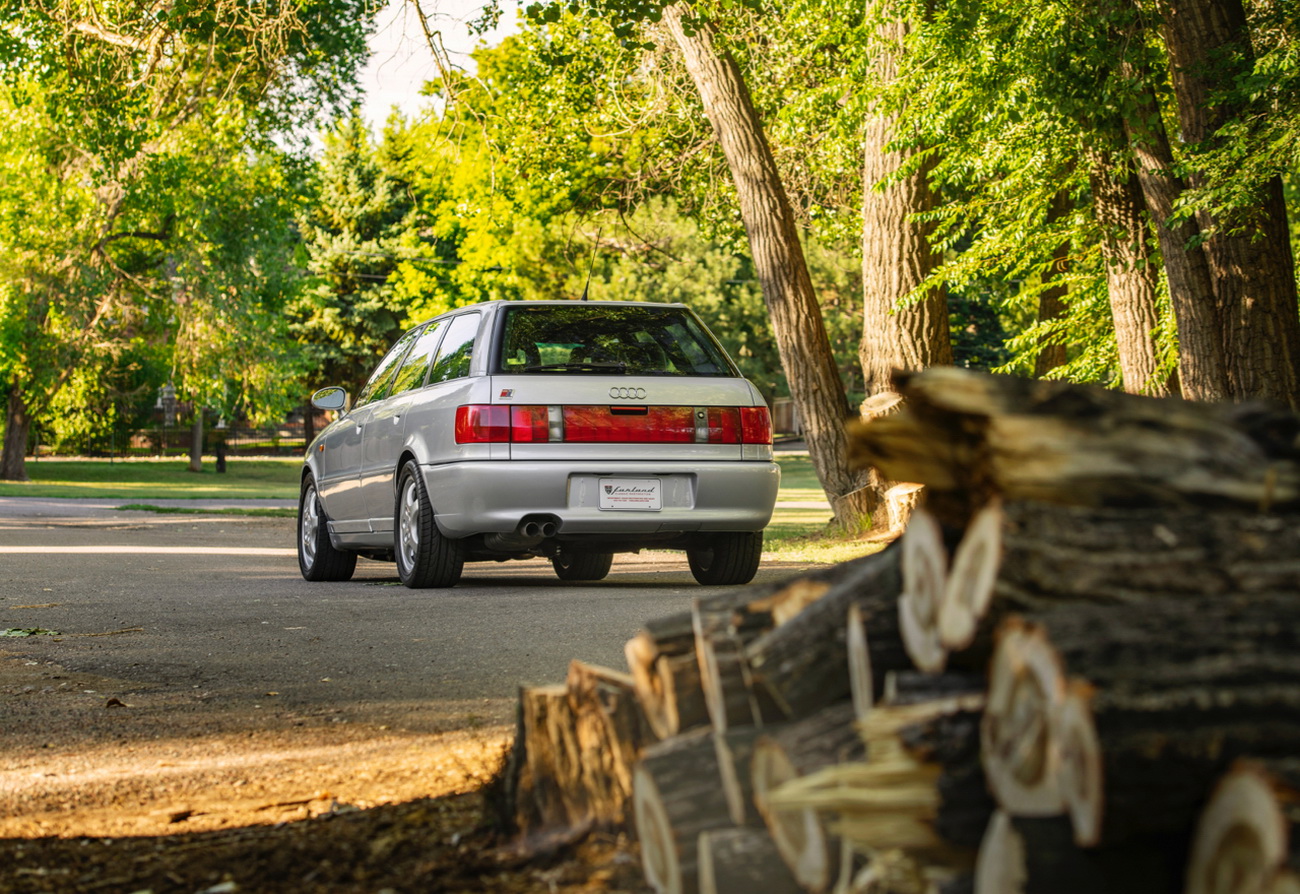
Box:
[0, 499, 820, 735]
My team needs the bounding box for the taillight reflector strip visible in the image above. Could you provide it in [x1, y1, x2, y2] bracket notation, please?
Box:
[454, 404, 774, 444]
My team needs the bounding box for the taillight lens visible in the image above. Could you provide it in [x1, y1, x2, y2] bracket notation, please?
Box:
[455, 404, 772, 444]
[455, 405, 511, 443]
[740, 406, 772, 444]
[706, 407, 741, 443]
[510, 405, 549, 442]
[563, 406, 695, 442]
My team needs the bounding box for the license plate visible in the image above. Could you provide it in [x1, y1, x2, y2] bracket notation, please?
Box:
[598, 478, 662, 511]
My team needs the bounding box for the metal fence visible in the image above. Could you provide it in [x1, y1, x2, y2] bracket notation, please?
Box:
[36, 421, 316, 459]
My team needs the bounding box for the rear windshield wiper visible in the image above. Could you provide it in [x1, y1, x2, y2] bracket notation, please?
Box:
[521, 362, 627, 373]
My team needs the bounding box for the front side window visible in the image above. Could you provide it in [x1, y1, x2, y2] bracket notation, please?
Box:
[356, 326, 423, 407]
[428, 313, 482, 384]
[496, 305, 736, 377]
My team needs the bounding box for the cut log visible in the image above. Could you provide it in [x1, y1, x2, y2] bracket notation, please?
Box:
[1186, 761, 1300, 894]
[693, 598, 763, 732]
[846, 366, 1300, 518]
[563, 660, 650, 828]
[510, 683, 585, 834]
[751, 702, 864, 893]
[746, 546, 906, 721]
[985, 608, 1300, 849]
[697, 827, 804, 894]
[633, 729, 736, 894]
[973, 811, 1177, 894]
[763, 694, 986, 868]
[936, 497, 1002, 651]
[899, 508, 949, 673]
[980, 619, 1067, 817]
[627, 555, 884, 739]
[848, 602, 873, 720]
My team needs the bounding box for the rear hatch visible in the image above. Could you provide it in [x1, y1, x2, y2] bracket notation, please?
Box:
[456, 301, 773, 463]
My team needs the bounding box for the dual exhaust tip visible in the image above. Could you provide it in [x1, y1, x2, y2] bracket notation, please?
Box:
[520, 519, 559, 539]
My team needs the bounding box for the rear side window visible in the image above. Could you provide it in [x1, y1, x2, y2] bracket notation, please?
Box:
[428, 313, 482, 384]
[356, 326, 423, 407]
[496, 305, 736, 377]
[389, 319, 447, 396]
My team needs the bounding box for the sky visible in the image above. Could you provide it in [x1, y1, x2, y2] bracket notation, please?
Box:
[358, 0, 520, 133]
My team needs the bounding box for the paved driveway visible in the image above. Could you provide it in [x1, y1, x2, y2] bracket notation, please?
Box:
[0, 500, 819, 736]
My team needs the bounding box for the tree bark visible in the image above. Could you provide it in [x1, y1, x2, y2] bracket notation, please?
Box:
[1085, 148, 1167, 395]
[846, 367, 1300, 523]
[1158, 0, 1300, 407]
[860, 17, 953, 397]
[661, 4, 871, 529]
[1119, 67, 1228, 401]
[2, 383, 30, 482]
[697, 827, 803, 894]
[1033, 192, 1072, 379]
[188, 407, 203, 473]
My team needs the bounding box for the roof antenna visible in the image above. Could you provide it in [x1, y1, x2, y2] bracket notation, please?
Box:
[579, 227, 602, 301]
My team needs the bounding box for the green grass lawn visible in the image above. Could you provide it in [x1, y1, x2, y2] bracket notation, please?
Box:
[0, 452, 880, 564]
[0, 457, 301, 500]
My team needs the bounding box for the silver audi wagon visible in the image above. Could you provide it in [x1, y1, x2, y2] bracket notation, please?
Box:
[297, 300, 780, 588]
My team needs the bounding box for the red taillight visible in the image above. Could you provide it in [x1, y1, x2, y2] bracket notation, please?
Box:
[740, 406, 772, 444]
[563, 406, 695, 442]
[510, 405, 549, 442]
[455, 404, 771, 445]
[455, 405, 511, 443]
[706, 407, 741, 443]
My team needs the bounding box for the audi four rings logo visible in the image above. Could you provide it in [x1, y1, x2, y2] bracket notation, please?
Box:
[609, 387, 647, 399]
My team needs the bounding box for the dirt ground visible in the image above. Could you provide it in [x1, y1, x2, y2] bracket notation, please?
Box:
[0, 654, 651, 894]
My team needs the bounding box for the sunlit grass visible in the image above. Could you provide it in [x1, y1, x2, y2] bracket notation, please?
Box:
[0, 458, 301, 499]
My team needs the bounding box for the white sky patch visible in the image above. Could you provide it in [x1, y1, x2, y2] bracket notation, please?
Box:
[359, 0, 519, 134]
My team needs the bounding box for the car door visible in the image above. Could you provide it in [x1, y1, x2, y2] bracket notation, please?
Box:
[400, 311, 487, 495]
[318, 327, 421, 531]
[360, 319, 449, 531]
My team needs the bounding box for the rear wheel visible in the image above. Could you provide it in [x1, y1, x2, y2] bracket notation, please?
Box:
[552, 551, 614, 582]
[395, 461, 464, 588]
[298, 476, 357, 582]
[687, 531, 763, 585]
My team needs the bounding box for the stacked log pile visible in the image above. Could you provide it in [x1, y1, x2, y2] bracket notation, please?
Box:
[494, 367, 1300, 894]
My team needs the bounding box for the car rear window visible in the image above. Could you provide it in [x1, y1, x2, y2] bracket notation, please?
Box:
[495, 305, 736, 377]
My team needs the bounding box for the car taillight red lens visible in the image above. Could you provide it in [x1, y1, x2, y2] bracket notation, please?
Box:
[706, 407, 741, 443]
[510, 405, 549, 442]
[740, 406, 772, 444]
[455, 405, 511, 443]
[563, 406, 695, 442]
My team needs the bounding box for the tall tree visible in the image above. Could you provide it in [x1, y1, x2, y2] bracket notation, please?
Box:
[659, 3, 873, 528]
[858, 13, 953, 398]
[0, 0, 375, 480]
[1156, 0, 1300, 406]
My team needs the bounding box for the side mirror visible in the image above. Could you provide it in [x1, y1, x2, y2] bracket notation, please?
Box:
[310, 386, 350, 413]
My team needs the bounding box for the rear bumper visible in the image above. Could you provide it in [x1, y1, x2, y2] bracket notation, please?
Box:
[421, 460, 780, 539]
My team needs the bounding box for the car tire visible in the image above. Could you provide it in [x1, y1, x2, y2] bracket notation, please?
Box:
[551, 551, 614, 582]
[394, 460, 464, 589]
[298, 475, 357, 582]
[687, 531, 763, 586]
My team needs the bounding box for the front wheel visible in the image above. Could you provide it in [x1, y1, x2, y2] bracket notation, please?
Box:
[552, 551, 614, 582]
[298, 476, 357, 582]
[394, 461, 464, 589]
[687, 531, 763, 586]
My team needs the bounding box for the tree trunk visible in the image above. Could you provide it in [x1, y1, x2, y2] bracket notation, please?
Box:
[188, 407, 203, 473]
[661, 4, 871, 530]
[1119, 64, 1228, 401]
[1085, 148, 1167, 396]
[1034, 193, 1072, 379]
[2, 383, 30, 482]
[860, 17, 953, 397]
[1159, 0, 1300, 407]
